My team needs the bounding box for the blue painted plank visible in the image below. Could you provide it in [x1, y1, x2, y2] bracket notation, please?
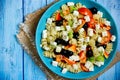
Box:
[0, 0, 23, 80]
[23, 0, 47, 80]
[97, 0, 120, 80]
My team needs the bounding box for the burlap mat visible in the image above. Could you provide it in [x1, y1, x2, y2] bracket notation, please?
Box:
[16, 0, 120, 80]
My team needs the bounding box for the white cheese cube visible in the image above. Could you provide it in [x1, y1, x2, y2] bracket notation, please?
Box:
[97, 11, 103, 17]
[84, 15, 90, 22]
[104, 20, 111, 26]
[66, 25, 71, 31]
[47, 18, 52, 24]
[102, 31, 107, 37]
[95, 24, 100, 30]
[50, 42, 57, 46]
[62, 31, 69, 41]
[73, 64, 78, 70]
[67, 2, 74, 6]
[56, 46, 62, 53]
[69, 55, 80, 61]
[62, 68, 68, 74]
[85, 61, 94, 71]
[79, 38, 84, 42]
[52, 61, 58, 67]
[98, 47, 104, 53]
[85, 37, 90, 42]
[73, 10, 79, 16]
[81, 45, 87, 50]
[88, 28, 94, 36]
[94, 61, 104, 67]
[111, 35, 116, 42]
[42, 30, 47, 38]
[44, 46, 50, 51]
[97, 36, 102, 43]
[55, 26, 61, 31]
[79, 28, 84, 33]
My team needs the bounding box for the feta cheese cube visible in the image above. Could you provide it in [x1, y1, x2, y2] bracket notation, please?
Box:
[79, 28, 84, 33]
[73, 64, 78, 70]
[102, 31, 107, 37]
[44, 46, 50, 51]
[69, 55, 80, 61]
[55, 26, 61, 31]
[42, 30, 47, 38]
[98, 47, 104, 53]
[56, 46, 62, 52]
[88, 28, 94, 36]
[73, 11, 79, 16]
[97, 36, 102, 43]
[81, 45, 87, 50]
[104, 20, 111, 26]
[47, 18, 52, 24]
[67, 2, 74, 6]
[111, 35, 116, 42]
[94, 61, 104, 67]
[52, 61, 58, 67]
[85, 37, 90, 42]
[62, 68, 68, 74]
[62, 31, 69, 41]
[85, 61, 94, 71]
[84, 15, 90, 22]
[66, 25, 71, 31]
[97, 11, 103, 17]
[50, 42, 57, 46]
[95, 24, 100, 30]
[79, 38, 84, 42]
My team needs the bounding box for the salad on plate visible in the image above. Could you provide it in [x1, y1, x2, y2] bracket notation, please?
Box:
[40, 2, 116, 74]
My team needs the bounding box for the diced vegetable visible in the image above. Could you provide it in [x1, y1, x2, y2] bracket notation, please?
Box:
[79, 50, 87, 63]
[96, 55, 104, 62]
[55, 12, 62, 21]
[70, 6, 77, 13]
[62, 56, 76, 65]
[68, 31, 73, 39]
[68, 19, 73, 27]
[104, 51, 109, 58]
[56, 55, 62, 62]
[78, 7, 93, 18]
[88, 57, 95, 63]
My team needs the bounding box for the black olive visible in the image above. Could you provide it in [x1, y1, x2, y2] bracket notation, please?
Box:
[95, 41, 101, 47]
[89, 7, 98, 14]
[55, 38, 62, 45]
[86, 50, 93, 58]
[73, 32, 79, 39]
[83, 23, 88, 31]
[61, 49, 73, 58]
[55, 20, 63, 26]
[55, 38, 69, 46]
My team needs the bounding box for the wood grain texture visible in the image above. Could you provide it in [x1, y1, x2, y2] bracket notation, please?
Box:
[97, 0, 120, 80]
[0, 0, 23, 80]
[23, 0, 47, 80]
[0, 0, 120, 80]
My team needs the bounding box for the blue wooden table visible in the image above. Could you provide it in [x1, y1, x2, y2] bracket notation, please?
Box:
[0, 0, 120, 80]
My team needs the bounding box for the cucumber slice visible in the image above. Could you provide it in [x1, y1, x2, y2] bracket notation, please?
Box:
[96, 55, 104, 62]
[88, 57, 95, 63]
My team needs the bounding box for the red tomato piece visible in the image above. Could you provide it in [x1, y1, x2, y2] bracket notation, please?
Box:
[78, 7, 93, 18]
[55, 12, 61, 21]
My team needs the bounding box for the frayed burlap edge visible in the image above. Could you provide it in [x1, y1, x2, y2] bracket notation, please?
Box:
[16, 0, 120, 80]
